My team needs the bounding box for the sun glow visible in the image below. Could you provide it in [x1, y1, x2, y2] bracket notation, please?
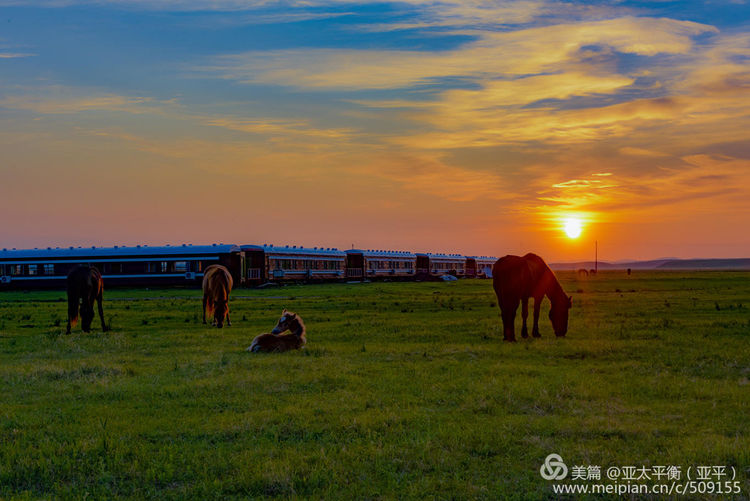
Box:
[563, 217, 583, 239]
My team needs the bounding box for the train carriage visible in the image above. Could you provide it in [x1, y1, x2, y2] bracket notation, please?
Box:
[0, 244, 242, 288]
[465, 256, 497, 278]
[345, 249, 416, 279]
[241, 244, 346, 283]
[416, 252, 467, 278]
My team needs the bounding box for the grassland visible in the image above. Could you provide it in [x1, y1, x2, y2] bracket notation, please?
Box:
[1, 271, 749, 499]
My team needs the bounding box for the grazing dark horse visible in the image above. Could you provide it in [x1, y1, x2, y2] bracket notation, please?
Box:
[202, 264, 233, 328]
[577, 268, 589, 277]
[247, 309, 307, 353]
[66, 265, 107, 334]
[492, 253, 571, 342]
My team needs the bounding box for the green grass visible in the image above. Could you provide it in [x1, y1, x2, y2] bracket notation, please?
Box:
[1, 271, 749, 499]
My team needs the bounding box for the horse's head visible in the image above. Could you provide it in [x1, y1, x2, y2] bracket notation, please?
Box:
[214, 298, 228, 328]
[272, 309, 297, 334]
[80, 302, 94, 333]
[549, 295, 572, 337]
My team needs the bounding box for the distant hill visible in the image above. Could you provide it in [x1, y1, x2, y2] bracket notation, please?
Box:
[550, 258, 750, 271]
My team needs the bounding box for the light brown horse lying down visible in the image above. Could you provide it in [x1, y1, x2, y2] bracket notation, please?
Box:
[247, 309, 306, 353]
[202, 264, 233, 328]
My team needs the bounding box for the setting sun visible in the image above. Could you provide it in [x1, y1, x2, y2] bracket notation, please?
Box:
[563, 218, 583, 239]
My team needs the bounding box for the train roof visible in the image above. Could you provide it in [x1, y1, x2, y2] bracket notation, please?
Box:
[241, 244, 346, 257]
[415, 252, 467, 261]
[347, 249, 416, 258]
[0, 244, 241, 260]
[467, 255, 498, 261]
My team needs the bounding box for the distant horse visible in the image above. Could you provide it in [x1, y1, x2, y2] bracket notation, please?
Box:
[66, 265, 107, 334]
[492, 253, 571, 342]
[247, 309, 306, 353]
[202, 264, 233, 328]
[577, 268, 589, 277]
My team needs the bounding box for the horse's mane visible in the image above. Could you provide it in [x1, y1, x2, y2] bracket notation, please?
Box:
[288, 312, 306, 338]
[524, 253, 566, 302]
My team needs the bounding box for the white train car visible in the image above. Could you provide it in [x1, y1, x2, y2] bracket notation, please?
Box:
[345, 249, 416, 279]
[416, 252, 467, 277]
[241, 244, 346, 283]
[466, 256, 497, 278]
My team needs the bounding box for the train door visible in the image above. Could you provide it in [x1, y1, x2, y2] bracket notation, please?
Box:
[346, 253, 364, 279]
[465, 258, 477, 278]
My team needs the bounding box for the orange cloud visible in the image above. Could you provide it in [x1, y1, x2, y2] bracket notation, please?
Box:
[206, 16, 715, 90]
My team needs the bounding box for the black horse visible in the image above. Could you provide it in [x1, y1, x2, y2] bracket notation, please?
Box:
[492, 253, 571, 342]
[66, 265, 107, 334]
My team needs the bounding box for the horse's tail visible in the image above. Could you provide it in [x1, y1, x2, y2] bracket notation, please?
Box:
[68, 293, 79, 327]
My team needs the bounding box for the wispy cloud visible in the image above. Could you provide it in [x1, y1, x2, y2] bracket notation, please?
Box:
[0, 91, 173, 114]
[205, 16, 716, 91]
[356, 151, 514, 202]
[203, 117, 356, 140]
[0, 52, 35, 58]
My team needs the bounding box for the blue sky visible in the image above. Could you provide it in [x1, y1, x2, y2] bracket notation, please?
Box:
[1, 0, 749, 260]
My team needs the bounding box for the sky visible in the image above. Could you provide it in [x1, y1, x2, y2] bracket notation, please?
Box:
[1, 0, 749, 262]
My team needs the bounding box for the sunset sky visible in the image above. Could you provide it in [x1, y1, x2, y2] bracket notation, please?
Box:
[2, 0, 749, 262]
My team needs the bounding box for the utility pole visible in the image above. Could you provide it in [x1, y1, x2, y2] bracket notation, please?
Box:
[595, 240, 598, 274]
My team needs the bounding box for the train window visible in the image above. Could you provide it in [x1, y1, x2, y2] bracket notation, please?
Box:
[175, 261, 187, 272]
[10, 265, 22, 275]
[161, 262, 168, 273]
[44, 264, 55, 275]
[28, 264, 38, 276]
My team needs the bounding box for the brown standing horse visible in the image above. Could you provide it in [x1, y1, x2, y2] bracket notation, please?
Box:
[247, 309, 307, 353]
[202, 264, 233, 328]
[66, 265, 107, 334]
[492, 253, 571, 342]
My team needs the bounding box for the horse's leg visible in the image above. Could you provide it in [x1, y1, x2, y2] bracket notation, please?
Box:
[521, 298, 529, 338]
[501, 299, 518, 342]
[81, 302, 91, 333]
[202, 294, 207, 324]
[532, 297, 542, 337]
[97, 291, 107, 332]
[226, 309, 231, 327]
